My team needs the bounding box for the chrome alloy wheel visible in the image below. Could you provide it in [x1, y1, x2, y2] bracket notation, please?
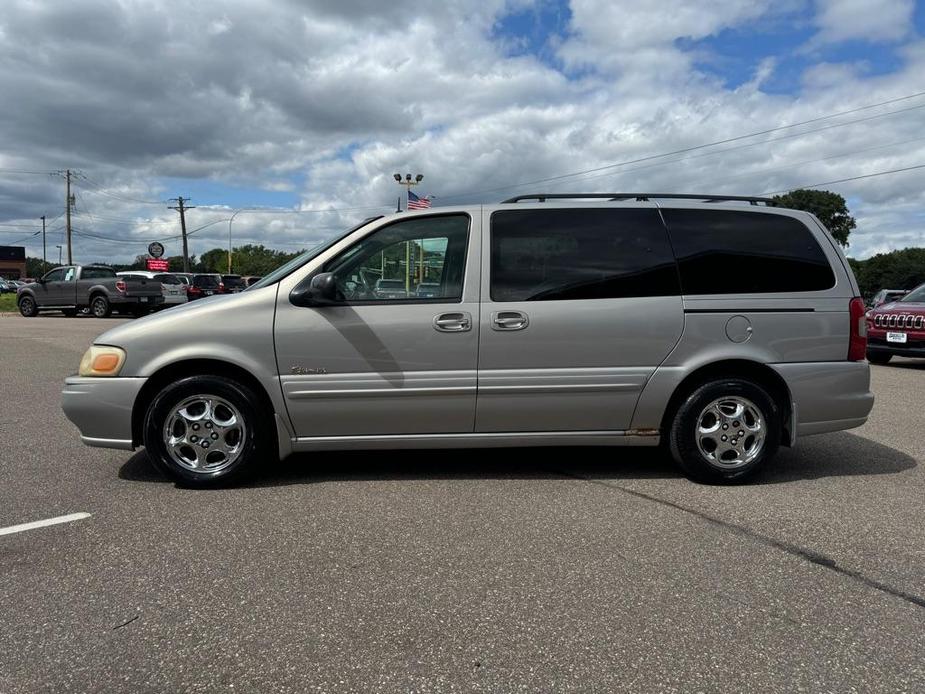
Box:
[694, 396, 764, 469]
[162, 395, 246, 473]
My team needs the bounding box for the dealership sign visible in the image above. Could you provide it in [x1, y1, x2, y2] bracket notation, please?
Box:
[148, 242, 165, 258]
[146, 258, 169, 271]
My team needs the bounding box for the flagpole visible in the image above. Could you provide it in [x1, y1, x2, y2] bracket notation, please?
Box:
[393, 172, 424, 212]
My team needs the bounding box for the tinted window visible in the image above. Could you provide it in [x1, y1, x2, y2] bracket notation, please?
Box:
[154, 274, 181, 284]
[901, 284, 925, 303]
[194, 275, 220, 288]
[222, 275, 245, 288]
[81, 267, 116, 279]
[662, 209, 835, 295]
[490, 209, 679, 302]
[326, 215, 469, 302]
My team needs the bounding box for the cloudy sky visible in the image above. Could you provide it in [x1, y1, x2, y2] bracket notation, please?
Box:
[1, 0, 924, 265]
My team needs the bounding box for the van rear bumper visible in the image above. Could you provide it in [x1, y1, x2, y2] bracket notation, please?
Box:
[770, 361, 874, 437]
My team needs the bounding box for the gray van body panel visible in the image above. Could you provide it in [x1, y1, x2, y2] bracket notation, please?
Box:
[61, 201, 874, 459]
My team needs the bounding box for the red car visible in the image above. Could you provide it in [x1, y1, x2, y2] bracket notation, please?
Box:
[866, 282, 925, 364]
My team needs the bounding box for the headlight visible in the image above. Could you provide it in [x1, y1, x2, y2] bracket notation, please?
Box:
[79, 345, 126, 377]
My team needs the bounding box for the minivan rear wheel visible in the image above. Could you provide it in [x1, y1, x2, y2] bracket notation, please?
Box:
[143, 375, 269, 487]
[668, 379, 780, 484]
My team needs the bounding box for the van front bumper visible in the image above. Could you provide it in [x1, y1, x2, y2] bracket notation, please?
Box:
[61, 376, 147, 451]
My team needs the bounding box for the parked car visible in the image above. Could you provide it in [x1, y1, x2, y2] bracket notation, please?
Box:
[117, 271, 188, 308]
[221, 274, 247, 293]
[869, 288, 908, 308]
[188, 273, 223, 300]
[374, 278, 408, 299]
[18, 265, 163, 317]
[416, 282, 441, 298]
[61, 194, 874, 487]
[242, 275, 263, 288]
[865, 281, 925, 364]
[0, 279, 14, 293]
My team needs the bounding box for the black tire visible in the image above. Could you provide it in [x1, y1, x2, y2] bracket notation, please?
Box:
[668, 379, 780, 484]
[90, 294, 111, 318]
[18, 295, 39, 317]
[143, 375, 271, 487]
[62, 308, 78, 317]
[866, 351, 892, 365]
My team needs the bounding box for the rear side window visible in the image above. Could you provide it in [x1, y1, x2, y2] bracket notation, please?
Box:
[81, 267, 116, 280]
[490, 208, 679, 302]
[662, 209, 835, 295]
[194, 275, 220, 288]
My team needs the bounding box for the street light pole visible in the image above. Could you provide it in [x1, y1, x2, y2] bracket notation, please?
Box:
[393, 173, 423, 212]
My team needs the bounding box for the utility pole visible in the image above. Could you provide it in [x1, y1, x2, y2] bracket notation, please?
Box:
[168, 197, 195, 272]
[56, 245, 62, 265]
[41, 215, 47, 275]
[65, 169, 74, 264]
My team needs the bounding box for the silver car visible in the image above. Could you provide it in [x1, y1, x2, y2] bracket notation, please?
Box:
[116, 270, 188, 307]
[62, 193, 874, 487]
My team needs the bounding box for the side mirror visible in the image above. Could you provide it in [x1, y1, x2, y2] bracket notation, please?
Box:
[291, 272, 342, 307]
[38, 278, 46, 284]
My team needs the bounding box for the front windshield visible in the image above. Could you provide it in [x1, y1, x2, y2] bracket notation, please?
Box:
[900, 284, 925, 303]
[246, 216, 384, 291]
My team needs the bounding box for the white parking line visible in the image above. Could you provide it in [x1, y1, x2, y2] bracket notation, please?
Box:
[0, 512, 91, 537]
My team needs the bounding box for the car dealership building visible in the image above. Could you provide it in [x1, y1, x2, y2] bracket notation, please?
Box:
[0, 246, 27, 279]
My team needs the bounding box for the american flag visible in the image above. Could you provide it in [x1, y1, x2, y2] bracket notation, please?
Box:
[407, 190, 431, 210]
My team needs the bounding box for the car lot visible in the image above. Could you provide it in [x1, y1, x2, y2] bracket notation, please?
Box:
[1, 315, 924, 692]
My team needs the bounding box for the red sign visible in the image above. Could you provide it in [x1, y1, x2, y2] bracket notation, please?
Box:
[146, 258, 169, 271]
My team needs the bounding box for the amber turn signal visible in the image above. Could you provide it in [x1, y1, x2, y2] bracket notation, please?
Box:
[79, 345, 126, 377]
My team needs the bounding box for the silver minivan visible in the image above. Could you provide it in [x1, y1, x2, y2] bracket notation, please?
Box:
[61, 193, 874, 486]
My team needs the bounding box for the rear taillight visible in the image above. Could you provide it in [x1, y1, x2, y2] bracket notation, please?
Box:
[115, 280, 126, 294]
[848, 297, 867, 361]
[218, 282, 225, 292]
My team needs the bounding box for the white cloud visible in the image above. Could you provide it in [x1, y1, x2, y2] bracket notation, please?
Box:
[1, 0, 925, 264]
[812, 0, 915, 45]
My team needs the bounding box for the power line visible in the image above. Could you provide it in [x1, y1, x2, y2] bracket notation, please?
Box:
[71, 172, 166, 206]
[5, 231, 41, 245]
[764, 163, 925, 195]
[701, 135, 925, 189]
[439, 89, 925, 200]
[0, 168, 58, 176]
[548, 102, 925, 188]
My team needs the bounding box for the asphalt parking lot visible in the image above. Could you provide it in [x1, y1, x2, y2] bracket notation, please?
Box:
[1, 315, 924, 693]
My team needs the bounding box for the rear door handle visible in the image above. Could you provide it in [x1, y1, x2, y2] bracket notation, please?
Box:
[491, 310, 529, 331]
[433, 312, 472, 332]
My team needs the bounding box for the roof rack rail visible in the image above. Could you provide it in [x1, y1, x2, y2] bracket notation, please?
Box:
[500, 193, 777, 206]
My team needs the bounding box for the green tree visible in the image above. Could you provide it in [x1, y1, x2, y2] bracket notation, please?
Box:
[771, 189, 856, 247]
[849, 247, 925, 299]
[25, 256, 48, 277]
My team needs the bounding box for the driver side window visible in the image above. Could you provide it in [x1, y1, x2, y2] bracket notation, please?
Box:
[326, 215, 469, 303]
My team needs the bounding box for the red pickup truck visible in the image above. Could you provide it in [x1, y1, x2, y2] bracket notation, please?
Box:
[17, 264, 163, 318]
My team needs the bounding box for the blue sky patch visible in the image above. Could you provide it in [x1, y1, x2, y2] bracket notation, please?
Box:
[492, 0, 571, 69]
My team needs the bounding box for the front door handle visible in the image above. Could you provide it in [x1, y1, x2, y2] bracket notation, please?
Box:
[491, 310, 529, 331]
[433, 312, 472, 332]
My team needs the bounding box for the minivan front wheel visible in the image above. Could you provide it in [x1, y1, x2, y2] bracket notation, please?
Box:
[668, 379, 780, 484]
[143, 375, 269, 487]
